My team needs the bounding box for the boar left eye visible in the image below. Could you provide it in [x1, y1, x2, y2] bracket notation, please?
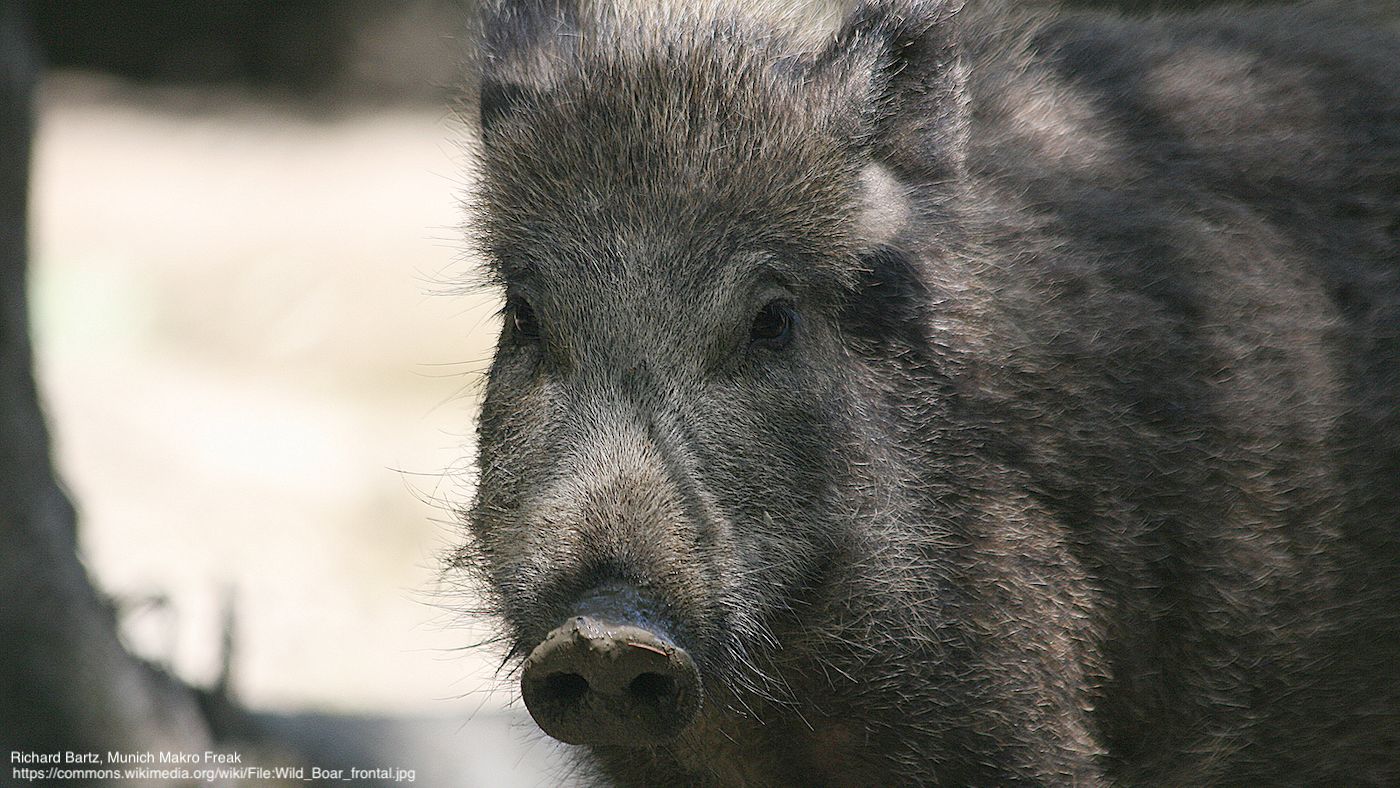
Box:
[750, 300, 798, 350]
[507, 296, 541, 342]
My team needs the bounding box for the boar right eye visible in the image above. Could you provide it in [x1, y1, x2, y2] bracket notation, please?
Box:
[507, 296, 541, 342]
[750, 299, 798, 351]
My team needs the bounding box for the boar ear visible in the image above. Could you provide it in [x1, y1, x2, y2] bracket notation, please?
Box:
[817, 0, 969, 180]
[474, 0, 579, 137]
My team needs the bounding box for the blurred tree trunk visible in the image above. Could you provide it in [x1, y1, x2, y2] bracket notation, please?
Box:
[0, 4, 211, 755]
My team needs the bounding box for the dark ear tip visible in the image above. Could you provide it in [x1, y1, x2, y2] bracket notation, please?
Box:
[477, 0, 577, 133]
[483, 0, 580, 48]
[479, 80, 532, 131]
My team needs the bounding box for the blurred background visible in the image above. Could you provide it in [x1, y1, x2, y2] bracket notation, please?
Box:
[21, 0, 1277, 785]
[25, 1, 575, 785]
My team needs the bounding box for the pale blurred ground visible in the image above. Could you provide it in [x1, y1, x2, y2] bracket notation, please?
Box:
[28, 74, 573, 785]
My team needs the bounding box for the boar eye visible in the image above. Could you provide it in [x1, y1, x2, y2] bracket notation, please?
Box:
[750, 300, 797, 350]
[508, 296, 541, 341]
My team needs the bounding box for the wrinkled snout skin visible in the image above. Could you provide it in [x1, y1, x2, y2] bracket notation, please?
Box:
[519, 585, 702, 746]
[457, 1, 1400, 786]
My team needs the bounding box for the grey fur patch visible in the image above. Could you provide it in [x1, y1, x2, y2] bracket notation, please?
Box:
[853, 163, 911, 248]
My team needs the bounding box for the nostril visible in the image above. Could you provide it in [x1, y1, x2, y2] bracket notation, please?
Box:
[628, 671, 675, 704]
[520, 608, 703, 746]
[545, 672, 589, 703]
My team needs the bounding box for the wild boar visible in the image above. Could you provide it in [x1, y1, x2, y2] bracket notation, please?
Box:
[455, 1, 1400, 784]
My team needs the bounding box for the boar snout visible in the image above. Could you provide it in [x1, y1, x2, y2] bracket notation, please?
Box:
[520, 585, 703, 746]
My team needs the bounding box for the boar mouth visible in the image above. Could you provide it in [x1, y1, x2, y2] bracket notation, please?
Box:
[519, 584, 704, 746]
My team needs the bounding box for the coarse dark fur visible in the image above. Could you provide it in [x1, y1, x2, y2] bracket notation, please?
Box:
[454, 0, 1400, 784]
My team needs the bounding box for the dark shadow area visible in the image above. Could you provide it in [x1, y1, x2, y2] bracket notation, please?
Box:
[25, 0, 474, 103]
